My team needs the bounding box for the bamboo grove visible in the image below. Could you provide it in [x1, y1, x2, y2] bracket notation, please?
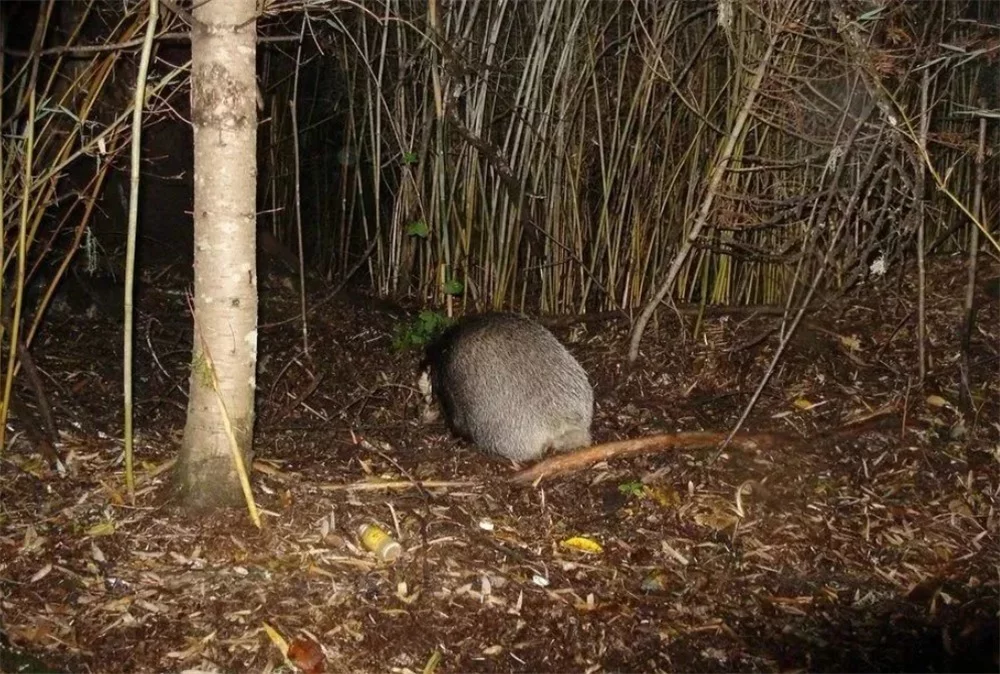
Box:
[2, 0, 996, 323]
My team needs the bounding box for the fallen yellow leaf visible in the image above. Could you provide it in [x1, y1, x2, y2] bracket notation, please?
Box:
[839, 334, 862, 351]
[86, 521, 116, 537]
[560, 536, 603, 554]
[262, 621, 289, 657]
[793, 398, 813, 410]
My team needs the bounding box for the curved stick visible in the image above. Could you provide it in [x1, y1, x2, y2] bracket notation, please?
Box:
[510, 431, 787, 485]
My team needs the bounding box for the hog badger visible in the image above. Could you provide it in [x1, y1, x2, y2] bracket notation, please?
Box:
[422, 313, 593, 462]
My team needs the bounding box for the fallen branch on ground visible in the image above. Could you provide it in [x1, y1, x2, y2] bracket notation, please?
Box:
[510, 432, 789, 485]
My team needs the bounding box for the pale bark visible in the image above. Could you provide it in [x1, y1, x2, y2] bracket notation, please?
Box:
[177, 0, 258, 509]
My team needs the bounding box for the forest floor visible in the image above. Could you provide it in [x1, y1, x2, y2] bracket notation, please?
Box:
[0, 257, 997, 674]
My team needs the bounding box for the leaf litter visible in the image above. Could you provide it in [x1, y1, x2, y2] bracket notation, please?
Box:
[0, 257, 996, 673]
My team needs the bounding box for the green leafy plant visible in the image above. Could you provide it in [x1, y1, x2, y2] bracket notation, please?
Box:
[391, 310, 453, 352]
[406, 219, 428, 238]
[618, 481, 644, 497]
[442, 277, 463, 296]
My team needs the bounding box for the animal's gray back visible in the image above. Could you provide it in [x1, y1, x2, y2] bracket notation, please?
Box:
[425, 313, 593, 461]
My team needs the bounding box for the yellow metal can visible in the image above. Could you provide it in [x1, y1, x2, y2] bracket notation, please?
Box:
[357, 523, 402, 562]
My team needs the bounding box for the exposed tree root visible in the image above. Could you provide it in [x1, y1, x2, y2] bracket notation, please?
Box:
[510, 431, 789, 485]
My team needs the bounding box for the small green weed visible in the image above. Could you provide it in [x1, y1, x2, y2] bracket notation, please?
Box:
[618, 481, 645, 497]
[391, 310, 453, 352]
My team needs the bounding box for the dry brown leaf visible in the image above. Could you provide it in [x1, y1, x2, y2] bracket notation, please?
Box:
[645, 485, 681, 508]
[288, 637, 325, 674]
[693, 509, 739, 532]
[906, 576, 943, 603]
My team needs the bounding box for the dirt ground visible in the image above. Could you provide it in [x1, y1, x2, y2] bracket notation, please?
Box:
[1, 258, 997, 674]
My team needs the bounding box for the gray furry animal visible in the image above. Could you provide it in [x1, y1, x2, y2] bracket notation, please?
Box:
[421, 312, 593, 462]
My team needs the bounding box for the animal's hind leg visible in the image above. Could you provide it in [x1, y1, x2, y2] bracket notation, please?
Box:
[488, 431, 547, 463]
[547, 428, 591, 452]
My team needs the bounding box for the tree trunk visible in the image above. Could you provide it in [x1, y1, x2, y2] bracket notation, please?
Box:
[176, 0, 258, 509]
